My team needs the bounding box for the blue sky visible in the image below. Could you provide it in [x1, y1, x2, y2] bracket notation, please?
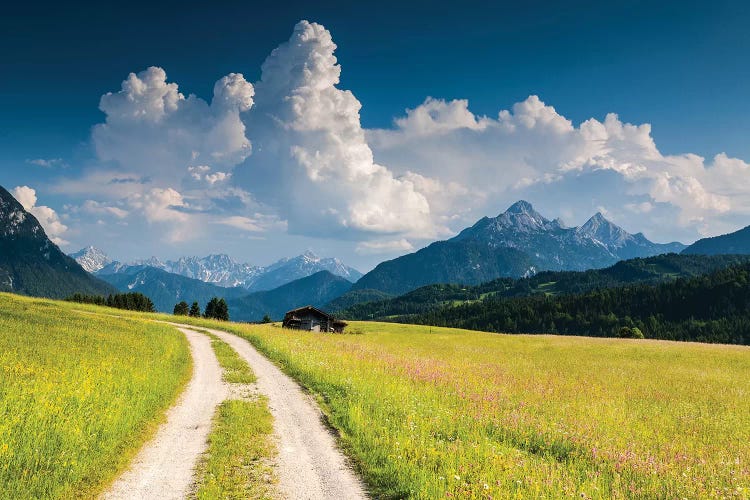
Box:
[2, 0, 750, 270]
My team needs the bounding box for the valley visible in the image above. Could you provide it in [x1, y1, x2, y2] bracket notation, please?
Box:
[2, 185, 750, 498]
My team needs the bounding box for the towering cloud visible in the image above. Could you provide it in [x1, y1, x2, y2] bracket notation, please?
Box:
[236, 21, 435, 238]
[49, 20, 750, 258]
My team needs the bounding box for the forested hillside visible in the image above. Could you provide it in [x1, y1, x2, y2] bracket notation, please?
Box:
[0, 186, 116, 299]
[339, 253, 750, 320]
[401, 263, 750, 344]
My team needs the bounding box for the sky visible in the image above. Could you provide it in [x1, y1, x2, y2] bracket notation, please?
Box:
[2, 0, 750, 271]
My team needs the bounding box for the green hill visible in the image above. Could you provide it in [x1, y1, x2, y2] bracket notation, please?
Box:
[401, 261, 750, 344]
[228, 270, 352, 321]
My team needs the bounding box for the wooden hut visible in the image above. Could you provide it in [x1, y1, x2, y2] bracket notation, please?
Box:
[282, 306, 347, 333]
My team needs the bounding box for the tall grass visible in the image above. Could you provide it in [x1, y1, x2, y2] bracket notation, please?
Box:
[0, 293, 191, 499]
[222, 321, 750, 499]
[61, 303, 750, 497]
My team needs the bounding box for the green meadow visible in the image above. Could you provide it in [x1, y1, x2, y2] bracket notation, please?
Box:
[223, 321, 750, 499]
[2, 295, 749, 498]
[0, 293, 191, 499]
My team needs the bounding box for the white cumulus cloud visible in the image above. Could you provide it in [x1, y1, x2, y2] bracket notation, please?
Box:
[236, 20, 437, 239]
[93, 66, 254, 183]
[369, 95, 750, 242]
[44, 20, 750, 260]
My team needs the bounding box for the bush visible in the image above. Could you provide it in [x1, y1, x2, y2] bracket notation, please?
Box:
[619, 326, 645, 339]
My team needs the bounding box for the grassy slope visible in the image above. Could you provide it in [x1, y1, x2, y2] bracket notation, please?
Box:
[64, 304, 750, 498]
[226, 322, 750, 499]
[0, 293, 191, 499]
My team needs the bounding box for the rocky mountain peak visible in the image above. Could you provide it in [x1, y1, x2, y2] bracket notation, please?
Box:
[301, 250, 320, 262]
[578, 212, 631, 247]
[1, 185, 115, 297]
[492, 200, 555, 234]
[70, 246, 111, 273]
[0, 186, 45, 241]
[505, 200, 536, 215]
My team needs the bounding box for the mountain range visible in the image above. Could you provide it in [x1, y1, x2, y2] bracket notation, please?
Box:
[353, 201, 686, 295]
[96, 265, 249, 313]
[76, 247, 362, 292]
[0, 186, 115, 298]
[94, 261, 353, 320]
[8, 177, 750, 327]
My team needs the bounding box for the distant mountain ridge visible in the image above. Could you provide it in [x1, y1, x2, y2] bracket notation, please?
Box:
[97, 263, 352, 321]
[353, 201, 686, 295]
[81, 249, 362, 291]
[452, 201, 685, 269]
[96, 265, 249, 313]
[0, 186, 116, 298]
[682, 225, 750, 256]
[227, 270, 353, 321]
[250, 251, 362, 291]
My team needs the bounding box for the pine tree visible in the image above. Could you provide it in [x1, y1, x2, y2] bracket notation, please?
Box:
[215, 298, 229, 321]
[173, 301, 189, 315]
[189, 301, 201, 317]
[204, 297, 219, 319]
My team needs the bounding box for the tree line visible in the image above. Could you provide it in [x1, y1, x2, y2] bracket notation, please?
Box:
[339, 253, 750, 320]
[65, 292, 155, 312]
[64, 292, 230, 321]
[173, 297, 229, 321]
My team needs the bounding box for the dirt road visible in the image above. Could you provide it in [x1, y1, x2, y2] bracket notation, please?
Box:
[102, 328, 228, 499]
[101, 322, 367, 499]
[201, 326, 368, 500]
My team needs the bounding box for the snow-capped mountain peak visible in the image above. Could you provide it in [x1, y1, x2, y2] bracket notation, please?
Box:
[93, 250, 362, 292]
[450, 200, 686, 270]
[70, 246, 111, 273]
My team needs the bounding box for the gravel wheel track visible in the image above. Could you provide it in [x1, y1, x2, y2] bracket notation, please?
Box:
[197, 325, 368, 500]
[101, 322, 367, 499]
[102, 328, 228, 499]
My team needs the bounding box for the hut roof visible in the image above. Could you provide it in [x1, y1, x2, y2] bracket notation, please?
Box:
[284, 305, 333, 319]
